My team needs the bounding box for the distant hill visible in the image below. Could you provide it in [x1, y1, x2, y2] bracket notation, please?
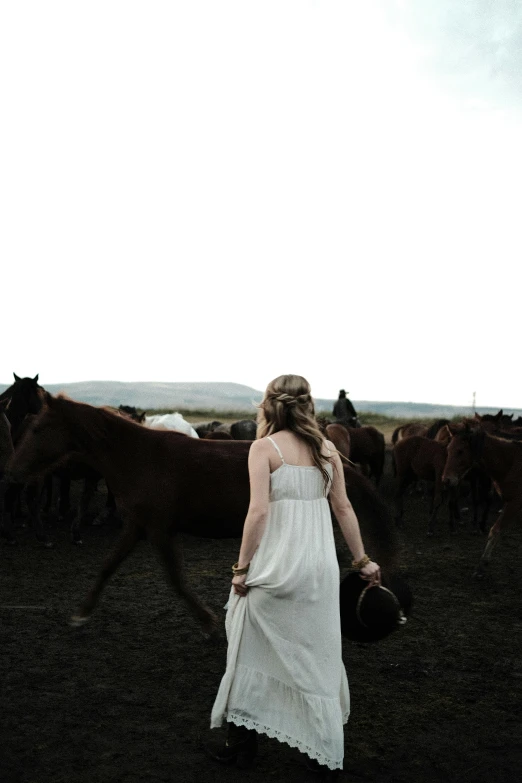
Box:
[1, 379, 521, 419]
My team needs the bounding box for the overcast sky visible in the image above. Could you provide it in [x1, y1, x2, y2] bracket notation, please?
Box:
[2, 1, 521, 407]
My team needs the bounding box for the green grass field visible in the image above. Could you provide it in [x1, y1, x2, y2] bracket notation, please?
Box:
[144, 407, 454, 444]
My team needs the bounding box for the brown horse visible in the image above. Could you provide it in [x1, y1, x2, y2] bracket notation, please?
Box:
[53, 405, 150, 542]
[0, 374, 52, 545]
[347, 425, 385, 485]
[391, 422, 429, 445]
[393, 435, 458, 535]
[443, 424, 522, 577]
[325, 423, 351, 461]
[8, 395, 400, 635]
[204, 430, 233, 440]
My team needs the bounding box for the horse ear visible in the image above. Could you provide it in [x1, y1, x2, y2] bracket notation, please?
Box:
[0, 397, 10, 412]
[444, 424, 453, 440]
[474, 412, 481, 420]
[13, 373, 21, 382]
[33, 374, 39, 383]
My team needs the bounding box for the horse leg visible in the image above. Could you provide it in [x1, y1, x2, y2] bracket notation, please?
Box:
[448, 486, 459, 533]
[58, 474, 71, 521]
[480, 492, 492, 534]
[70, 521, 141, 626]
[479, 477, 493, 534]
[70, 475, 98, 545]
[474, 502, 517, 578]
[427, 481, 444, 536]
[151, 530, 218, 639]
[25, 480, 53, 547]
[469, 474, 481, 534]
[92, 484, 119, 527]
[41, 474, 54, 517]
[0, 480, 17, 544]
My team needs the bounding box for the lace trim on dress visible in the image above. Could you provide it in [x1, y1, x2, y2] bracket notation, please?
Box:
[226, 712, 350, 771]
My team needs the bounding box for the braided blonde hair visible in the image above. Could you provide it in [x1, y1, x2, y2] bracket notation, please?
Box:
[257, 374, 331, 493]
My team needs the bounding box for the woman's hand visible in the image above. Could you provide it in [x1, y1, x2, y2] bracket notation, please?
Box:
[360, 560, 381, 585]
[232, 573, 249, 597]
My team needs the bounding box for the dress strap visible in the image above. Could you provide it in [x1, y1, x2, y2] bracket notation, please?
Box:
[266, 436, 285, 464]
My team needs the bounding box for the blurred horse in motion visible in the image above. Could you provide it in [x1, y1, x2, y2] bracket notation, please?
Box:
[9, 395, 401, 635]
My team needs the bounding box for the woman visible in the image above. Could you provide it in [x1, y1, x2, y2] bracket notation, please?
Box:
[209, 375, 380, 773]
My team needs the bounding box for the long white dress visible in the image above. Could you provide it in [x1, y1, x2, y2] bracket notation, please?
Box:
[211, 437, 350, 771]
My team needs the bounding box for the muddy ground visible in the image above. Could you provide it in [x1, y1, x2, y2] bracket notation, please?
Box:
[2, 452, 522, 783]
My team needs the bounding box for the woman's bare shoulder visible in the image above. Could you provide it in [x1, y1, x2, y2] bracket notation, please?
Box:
[249, 437, 272, 455]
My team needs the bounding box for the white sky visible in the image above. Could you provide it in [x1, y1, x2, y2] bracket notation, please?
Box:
[2, 1, 521, 407]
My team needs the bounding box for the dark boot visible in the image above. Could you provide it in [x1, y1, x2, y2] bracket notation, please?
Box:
[205, 722, 258, 769]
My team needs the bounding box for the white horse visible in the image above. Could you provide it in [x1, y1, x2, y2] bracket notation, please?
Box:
[144, 413, 199, 438]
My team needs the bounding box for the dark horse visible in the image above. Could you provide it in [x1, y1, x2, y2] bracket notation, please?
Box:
[393, 435, 458, 535]
[0, 374, 51, 545]
[442, 423, 522, 577]
[9, 395, 400, 635]
[325, 423, 351, 462]
[0, 373, 42, 436]
[347, 425, 385, 486]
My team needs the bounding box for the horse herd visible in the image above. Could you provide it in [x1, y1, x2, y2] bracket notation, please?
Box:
[389, 412, 522, 577]
[0, 374, 519, 634]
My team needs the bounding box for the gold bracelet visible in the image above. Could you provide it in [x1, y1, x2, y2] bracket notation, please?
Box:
[352, 554, 371, 570]
[232, 562, 250, 575]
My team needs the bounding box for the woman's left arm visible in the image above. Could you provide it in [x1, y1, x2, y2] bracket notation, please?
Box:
[232, 439, 270, 596]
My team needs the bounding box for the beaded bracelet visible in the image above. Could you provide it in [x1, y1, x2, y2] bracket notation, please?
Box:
[352, 554, 371, 570]
[231, 562, 250, 575]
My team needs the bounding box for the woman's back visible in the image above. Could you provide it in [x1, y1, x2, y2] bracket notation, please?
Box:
[266, 434, 332, 502]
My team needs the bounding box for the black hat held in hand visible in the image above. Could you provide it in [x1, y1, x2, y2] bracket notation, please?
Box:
[339, 572, 412, 643]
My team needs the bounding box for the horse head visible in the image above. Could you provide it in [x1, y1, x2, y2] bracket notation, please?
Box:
[10, 373, 43, 413]
[442, 422, 485, 486]
[7, 393, 77, 482]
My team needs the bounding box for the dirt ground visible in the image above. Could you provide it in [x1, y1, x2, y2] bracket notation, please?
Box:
[2, 450, 522, 783]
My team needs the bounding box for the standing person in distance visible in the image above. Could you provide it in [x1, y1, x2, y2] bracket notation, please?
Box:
[209, 374, 380, 774]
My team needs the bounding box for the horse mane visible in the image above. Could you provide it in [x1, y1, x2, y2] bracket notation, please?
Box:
[51, 395, 143, 448]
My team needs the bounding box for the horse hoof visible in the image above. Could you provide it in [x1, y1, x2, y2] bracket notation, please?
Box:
[42, 541, 54, 549]
[473, 571, 484, 580]
[69, 614, 90, 628]
[72, 538, 83, 546]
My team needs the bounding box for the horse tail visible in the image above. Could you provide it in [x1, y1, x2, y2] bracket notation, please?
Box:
[342, 465, 399, 574]
[391, 426, 402, 446]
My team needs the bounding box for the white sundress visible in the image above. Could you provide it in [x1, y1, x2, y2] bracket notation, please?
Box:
[210, 437, 350, 771]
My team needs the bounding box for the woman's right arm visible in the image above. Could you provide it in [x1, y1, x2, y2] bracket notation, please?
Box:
[327, 444, 380, 580]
